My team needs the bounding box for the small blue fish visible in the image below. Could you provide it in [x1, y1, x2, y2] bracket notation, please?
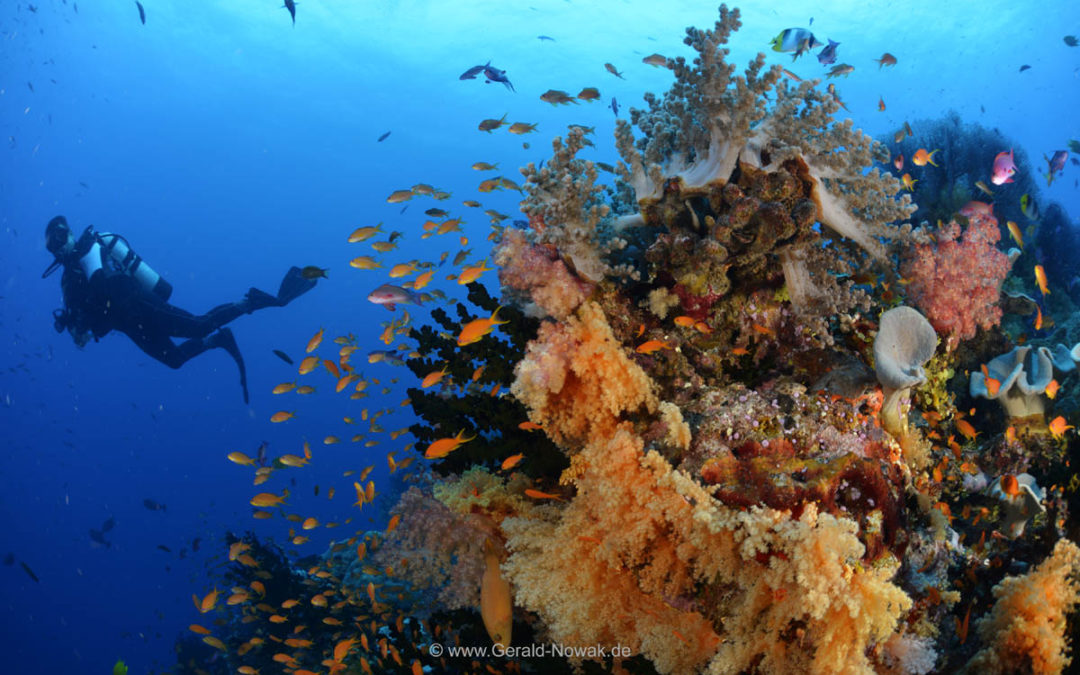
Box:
[283, 0, 295, 25]
[817, 39, 840, 65]
[610, 97, 619, 116]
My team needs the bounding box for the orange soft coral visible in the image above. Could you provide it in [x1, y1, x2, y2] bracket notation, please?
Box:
[501, 426, 721, 675]
[510, 301, 658, 448]
[963, 539, 1080, 675]
[501, 424, 911, 675]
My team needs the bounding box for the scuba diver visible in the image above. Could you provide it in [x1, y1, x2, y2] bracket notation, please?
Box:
[43, 215, 317, 403]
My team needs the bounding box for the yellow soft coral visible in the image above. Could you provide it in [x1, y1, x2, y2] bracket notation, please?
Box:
[511, 301, 658, 448]
[963, 539, 1080, 675]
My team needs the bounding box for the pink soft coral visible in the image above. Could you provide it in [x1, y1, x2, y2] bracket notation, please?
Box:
[899, 202, 1012, 348]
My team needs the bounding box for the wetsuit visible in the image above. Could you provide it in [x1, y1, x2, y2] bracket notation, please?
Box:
[58, 226, 250, 368]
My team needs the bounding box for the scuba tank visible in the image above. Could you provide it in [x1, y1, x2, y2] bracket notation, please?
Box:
[78, 228, 173, 301]
[100, 232, 173, 301]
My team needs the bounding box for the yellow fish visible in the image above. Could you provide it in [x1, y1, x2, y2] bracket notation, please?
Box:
[389, 262, 417, 278]
[1035, 264, 1050, 296]
[298, 355, 319, 375]
[227, 451, 256, 466]
[1006, 221, 1023, 250]
[349, 256, 382, 270]
[480, 538, 512, 647]
[348, 224, 383, 242]
[272, 381, 296, 394]
[250, 491, 287, 508]
[306, 327, 324, 353]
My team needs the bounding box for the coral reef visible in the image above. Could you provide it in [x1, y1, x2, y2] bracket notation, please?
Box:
[193, 7, 1080, 675]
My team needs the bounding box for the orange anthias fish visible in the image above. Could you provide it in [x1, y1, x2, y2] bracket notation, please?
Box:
[524, 488, 562, 500]
[980, 364, 1001, 397]
[636, 339, 672, 354]
[424, 429, 476, 459]
[457, 307, 509, 346]
[878, 96, 886, 111]
[518, 421, 543, 431]
[270, 411, 295, 423]
[912, 148, 939, 167]
[1049, 415, 1074, 439]
[893, 153, 904, 171]
[1006, 221, 1024, 250]
[306, 327, 324, 353]
[900, 173, 917, 191]
[1034, 264, 1050, 296]
[1046, 379, 1060, 399]
[875, 52, 898, 68]
[501, 453, 524, 471]
[457, 260, 494, 285]
[1000, 474, 1021, 498]
[955, 418, 979, 441]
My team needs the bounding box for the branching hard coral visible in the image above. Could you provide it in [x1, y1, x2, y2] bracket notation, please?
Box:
[963, 539, 1080, 675]
[510, 300, 659, 449]
[899, 204, 1012, 348]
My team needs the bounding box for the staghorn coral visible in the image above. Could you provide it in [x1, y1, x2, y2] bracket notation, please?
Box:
[963, 539, 1080, 675]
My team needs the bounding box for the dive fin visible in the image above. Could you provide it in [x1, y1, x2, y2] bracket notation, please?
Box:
[277, 266, 317, 305]
[210, 328, 249, 404]
[244, 287, 282, 313]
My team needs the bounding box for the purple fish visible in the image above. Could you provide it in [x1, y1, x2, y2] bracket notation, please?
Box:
[817, 39, 840, 65]
[367, 284, 423, 311]
[1044, 150, 1068, 186]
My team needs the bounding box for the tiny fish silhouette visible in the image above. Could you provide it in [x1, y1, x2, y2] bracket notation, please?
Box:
[283, 0, 296, 25]
[135, 0, 145, 24]
[377, 131, 391, 142]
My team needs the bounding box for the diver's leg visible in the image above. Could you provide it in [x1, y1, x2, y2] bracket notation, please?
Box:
[123, 327, 207, 369]
[123, 326, 249, 403]
[130, 295, 249, 339]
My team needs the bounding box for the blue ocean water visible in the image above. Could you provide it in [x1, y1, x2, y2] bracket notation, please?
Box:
[1, 0, 1078, 672]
